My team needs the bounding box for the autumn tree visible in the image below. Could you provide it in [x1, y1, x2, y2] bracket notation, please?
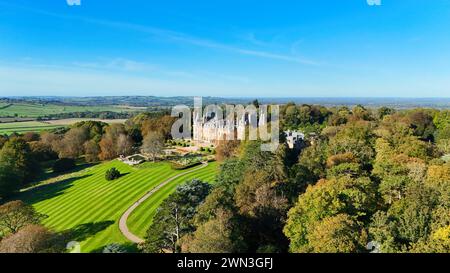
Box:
[40, 132, 63, 154]
[141, 115, 176, 140]
[235, 171, 287, 218]
[29, 141, 58, 161]
[0, 201, 46, 235]
[215, 140, 240, 162]
[426, 164, 450, 205]
[21, 132, 40, 142]
[55, 127, 89, 159]
[411, 226, 450, 253]
[116, 133, 134, 156]
[406, 110, 436, 141]
[99, 124, 134, 160]
[98, 137, 115, 160]
[84, 140, 100, 162]
[141, 132, 165, 162]
[0, 225, 64, 253]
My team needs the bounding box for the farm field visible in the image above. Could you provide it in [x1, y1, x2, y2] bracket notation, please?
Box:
[0, 121, 64, 135]
[0, 119, 127, 135]
[19, 160, 218, 253]
[45, 118, 127, 126]
[0, 103, 141, 118]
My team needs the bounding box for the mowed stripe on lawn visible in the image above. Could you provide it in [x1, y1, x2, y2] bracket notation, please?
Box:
[43, 164, 175, 228]
[126, 162, 218, 238]
[19, 160, 218, 252]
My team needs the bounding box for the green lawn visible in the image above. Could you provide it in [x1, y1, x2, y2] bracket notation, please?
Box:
[19, 160, 219, 253]
[0, 103, 140, 118]
[127, 162, 218, 238]
[0, 121, 64, 135]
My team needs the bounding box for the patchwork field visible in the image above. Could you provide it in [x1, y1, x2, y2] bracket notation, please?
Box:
[0, 119, 127, 135]
[0, 103, 141, 118]
[45, 118, 127, 126]
[0, 121, 64, 135]
[19, 160, 218, 253]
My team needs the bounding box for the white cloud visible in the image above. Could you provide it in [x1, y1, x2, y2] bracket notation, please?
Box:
[72, 58, 154, 72]
[0, 2, 319, 66]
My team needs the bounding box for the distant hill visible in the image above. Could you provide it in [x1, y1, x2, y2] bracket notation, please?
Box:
[2, 96, 450, 109]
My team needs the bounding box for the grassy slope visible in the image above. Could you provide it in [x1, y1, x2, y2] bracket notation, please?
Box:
[19, 160, 218, 252]
[126, 162, 218, 238]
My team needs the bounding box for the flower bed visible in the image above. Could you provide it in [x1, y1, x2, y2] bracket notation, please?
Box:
[170, 155, 203, 170]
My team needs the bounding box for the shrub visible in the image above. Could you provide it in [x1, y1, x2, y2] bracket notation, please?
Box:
[103, 243, 126, 253]
[170, 156, 203, 170]
[105, 168, 121, 181]
[53, 158, 76, 173]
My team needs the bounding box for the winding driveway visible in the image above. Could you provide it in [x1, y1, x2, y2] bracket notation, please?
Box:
[118, 162, 209, 244]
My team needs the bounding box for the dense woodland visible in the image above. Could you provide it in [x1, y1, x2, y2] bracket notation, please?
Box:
[142, 104, 450, 253]
[0, 103, 450, 253]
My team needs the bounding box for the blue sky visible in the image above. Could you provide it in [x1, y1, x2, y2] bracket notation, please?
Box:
[0, 0, 450, 97]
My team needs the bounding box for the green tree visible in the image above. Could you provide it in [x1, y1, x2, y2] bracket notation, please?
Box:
[297, 140, 327, 179]
[105, 168, 121, 181]
[284, 176, 377, 252]
[0, 163, 20, 200]
[368, 211, 398, 253]
[0, 138, 40, 186]
[181, 209, 238, 253]
[141, 180, 212, 253]
[377, 107, 395, 120]
[406, 110, 436, 141]
[194, 159, 246, 226]
[391, 197, 433, 244]
[327, 120, 375, 167]
[307, 214, 368, 253]
[411, 226, 450, 253]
